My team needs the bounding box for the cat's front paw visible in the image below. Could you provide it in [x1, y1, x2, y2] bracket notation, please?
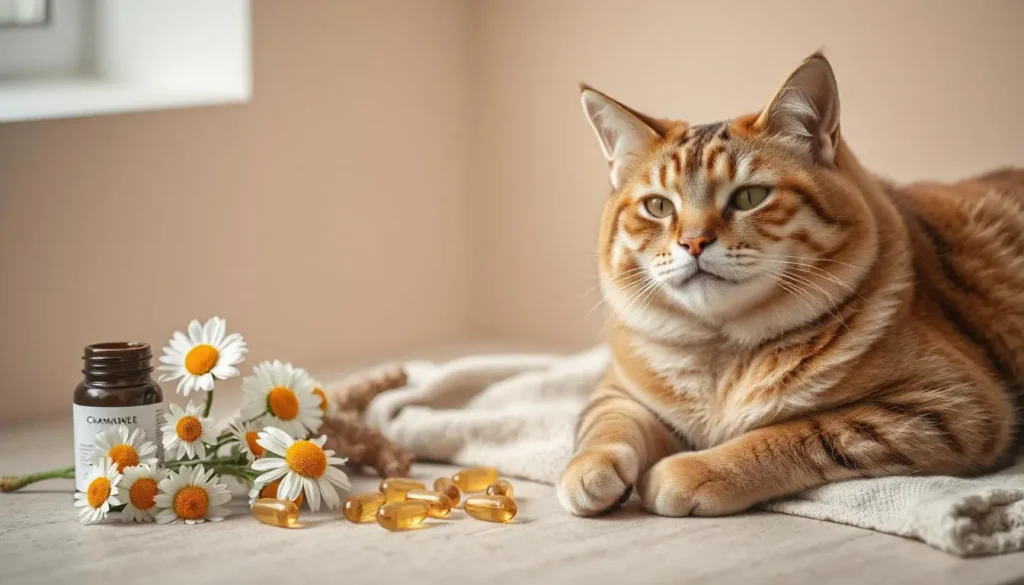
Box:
[557, 444, 639, 516]
[638, 453, 748, 517]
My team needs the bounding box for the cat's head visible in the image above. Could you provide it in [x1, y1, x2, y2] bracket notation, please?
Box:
[585, 53, 878, 344]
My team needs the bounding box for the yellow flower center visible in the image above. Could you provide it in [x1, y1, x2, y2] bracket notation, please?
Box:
[129, 478, 158, 510]
[173, 485, 209, 520]
[258, 478, 304, 506]
[245, 431, 265, 457]
[184, 344, 219, 375]
[267, 386, 299, 421]
[175, 416, 203, 443]
[86, 477, 111, 508]
[285, 440, 327, 478]
[312, 387, 328, 413]
[107, 444, 139, 472]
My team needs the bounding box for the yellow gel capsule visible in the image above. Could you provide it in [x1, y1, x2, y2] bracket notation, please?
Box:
[404, 490, 452, 518]
[433, 477, 462, 507]
[377, 501, 430, 531]
[378, 477, 426, 502]
[343, 491, 386, 523]
[486, 479, 514, 498]
[251, 498, 300, 528]
[464, 495, 517, 523]
[452, 467, 499, 492]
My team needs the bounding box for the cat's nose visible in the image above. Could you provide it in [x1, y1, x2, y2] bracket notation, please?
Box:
[679, 233, 717, 257]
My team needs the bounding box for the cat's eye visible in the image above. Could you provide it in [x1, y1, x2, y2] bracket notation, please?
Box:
[730, 186, 772, 211]
[642, 196, 675, 218]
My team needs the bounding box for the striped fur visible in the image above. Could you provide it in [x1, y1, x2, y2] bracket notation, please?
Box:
[559, 53, 1022, 517]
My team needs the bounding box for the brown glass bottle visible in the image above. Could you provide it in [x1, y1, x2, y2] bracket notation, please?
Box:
[72, 342, 164, 490]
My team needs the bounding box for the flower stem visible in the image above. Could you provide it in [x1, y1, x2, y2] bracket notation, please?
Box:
[165, 456, 245, 469]
[212, 464, 257, 487]
[1, 465, 76, 492]
[202, 389, 214, 418]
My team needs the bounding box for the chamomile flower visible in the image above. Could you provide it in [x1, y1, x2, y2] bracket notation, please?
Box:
[241, 361, 323, 437]
[90, 425, 158, 473]
[251, 427, 350, 512]
[310, 379, 329, 414]
[73, 458, 122, 524]
[157, 316, 247, 396]
[120, 464, 167, 523]
[154, 464, 232, 525]
[228, 418, 265, 463]
[247, 478, 305, 508]
[161, 401, 217, 460]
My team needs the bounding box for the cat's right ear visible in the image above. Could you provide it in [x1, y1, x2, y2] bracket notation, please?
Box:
[580, 86, 660, 190]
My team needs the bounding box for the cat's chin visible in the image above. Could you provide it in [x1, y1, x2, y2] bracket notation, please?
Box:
[661, 271, 775, 318]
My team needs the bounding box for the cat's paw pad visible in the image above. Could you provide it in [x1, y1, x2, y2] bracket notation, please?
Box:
[557, 444, 638, 516]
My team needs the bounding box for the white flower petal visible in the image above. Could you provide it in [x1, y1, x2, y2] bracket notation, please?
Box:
[188, 319, 204, 344]
[251, 458, 287, 471]
[169, 331, 192, 354]
[212, 364, 239, 380]
[156, 509, 178, 524]
[208, 507, 231, 519]
[278, 471, 301, 502]
[209, 491, 232, 506]
[254, 467, 289, 485]
[256, 429, 292, 455]
[203, 317, 219, 346]
[324, 466, 352, 490]
[198, 373, 215, 392]
[318, 477, 341, 509]
[302, 476, 320, 512]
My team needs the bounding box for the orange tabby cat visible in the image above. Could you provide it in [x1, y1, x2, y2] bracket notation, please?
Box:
[558, 52, 1023, 517]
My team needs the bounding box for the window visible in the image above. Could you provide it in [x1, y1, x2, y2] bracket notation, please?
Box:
[0, 0, 251, 123]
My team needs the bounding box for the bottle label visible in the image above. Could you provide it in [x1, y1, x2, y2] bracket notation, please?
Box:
[72, 403, 164, 491]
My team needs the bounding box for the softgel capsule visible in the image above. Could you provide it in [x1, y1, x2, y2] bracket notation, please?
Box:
[451, 467, 498, 492]
[404, 490, 452, 518]
[377, 501, 431, 531]
[251, 498, 300, 528]
[379, 477, 426, 502]
[486, 479, 514, 498]
[464, 495, 517, 523]
[433, 477, 462, 507]
[343, 492, 386, 523]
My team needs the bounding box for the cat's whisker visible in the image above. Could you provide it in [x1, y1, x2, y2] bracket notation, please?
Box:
[756, 259, 864, 298]
[761, 253, 872, 278]
[728, 254, 872, 306]
[581, 267, 651, 297]
[772, 278, 820, 326]
[772, 273, 835, 326]
[621, 279, 664, 325]
[774, 271, 849, 331]
[582, 296, 608, 321]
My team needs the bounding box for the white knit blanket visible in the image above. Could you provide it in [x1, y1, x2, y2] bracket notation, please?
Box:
[351, 346, 1024, 557]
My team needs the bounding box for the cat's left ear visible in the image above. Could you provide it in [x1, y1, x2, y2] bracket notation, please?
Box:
[755, 51, 841, 165]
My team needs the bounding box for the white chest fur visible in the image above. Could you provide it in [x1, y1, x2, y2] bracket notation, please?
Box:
[623, 341, 771, 450]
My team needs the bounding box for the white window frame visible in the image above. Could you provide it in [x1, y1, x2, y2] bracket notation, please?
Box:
[0, 0, 251, 123]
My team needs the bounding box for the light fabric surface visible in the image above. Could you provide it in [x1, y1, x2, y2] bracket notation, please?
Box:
[4, 409, 1024, 584]
[354, 346, 1024, 557]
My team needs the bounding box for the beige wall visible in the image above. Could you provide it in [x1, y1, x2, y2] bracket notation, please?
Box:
[468, 0, 1024, 349]
[0, 0, 471, 424]
[4, 0, 1024, 425]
